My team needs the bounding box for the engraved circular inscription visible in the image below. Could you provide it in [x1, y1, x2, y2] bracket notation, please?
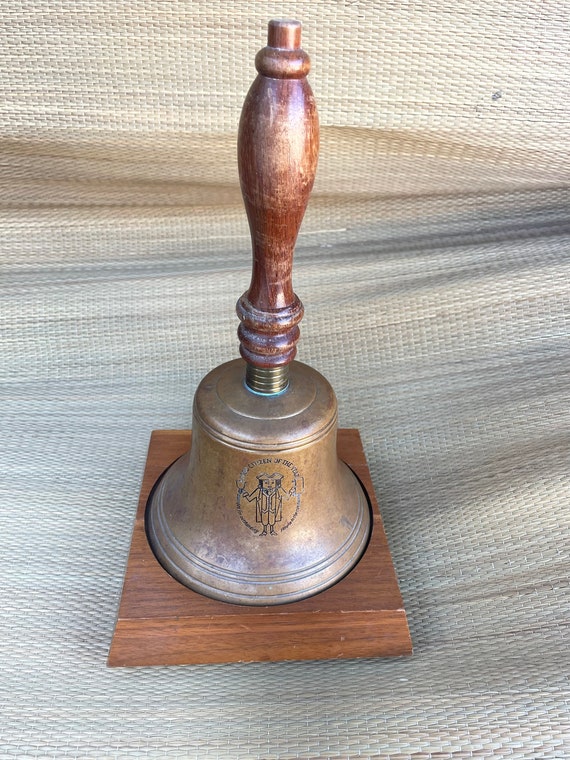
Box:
[236, 457, 304, 536]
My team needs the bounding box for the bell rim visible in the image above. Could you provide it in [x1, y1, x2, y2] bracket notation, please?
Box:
[146, 451, 372, 606]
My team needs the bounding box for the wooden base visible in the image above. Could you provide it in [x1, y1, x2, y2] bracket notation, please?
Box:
[108, 430, 412, 666]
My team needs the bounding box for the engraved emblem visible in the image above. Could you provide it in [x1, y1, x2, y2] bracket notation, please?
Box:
[236, 457, 304, 536]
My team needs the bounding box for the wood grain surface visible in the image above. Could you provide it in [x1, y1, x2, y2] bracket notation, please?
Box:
[236, 20, 319, 369]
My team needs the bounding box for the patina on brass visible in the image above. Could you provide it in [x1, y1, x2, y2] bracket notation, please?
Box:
[147, 360, 370, 605]
[146, 20, 371, 605]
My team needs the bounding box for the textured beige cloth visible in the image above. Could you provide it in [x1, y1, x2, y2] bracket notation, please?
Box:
[2, 2, 569, 758]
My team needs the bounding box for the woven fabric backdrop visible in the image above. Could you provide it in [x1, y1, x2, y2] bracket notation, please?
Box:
[2, 2, 569, 758]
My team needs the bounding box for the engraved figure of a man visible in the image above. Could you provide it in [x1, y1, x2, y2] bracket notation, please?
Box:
[240, 473, 287, 535]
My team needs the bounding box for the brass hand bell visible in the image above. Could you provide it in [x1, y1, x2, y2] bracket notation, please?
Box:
[146, 20, 371, 606]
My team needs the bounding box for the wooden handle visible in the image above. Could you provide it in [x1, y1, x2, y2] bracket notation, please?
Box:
[236, 20, 319, 377]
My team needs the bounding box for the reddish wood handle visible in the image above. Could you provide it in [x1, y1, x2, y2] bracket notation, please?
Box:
[237, 20, 319, 371]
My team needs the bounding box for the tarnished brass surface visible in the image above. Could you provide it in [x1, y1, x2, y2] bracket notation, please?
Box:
[146, 359, 371, 605]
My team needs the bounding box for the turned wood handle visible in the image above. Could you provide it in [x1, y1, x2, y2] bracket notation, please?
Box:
[236, 19, 319, 369]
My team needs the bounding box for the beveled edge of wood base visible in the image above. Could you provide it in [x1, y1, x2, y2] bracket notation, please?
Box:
[108, 429, 412, 666]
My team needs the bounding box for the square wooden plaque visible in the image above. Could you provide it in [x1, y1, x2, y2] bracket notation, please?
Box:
[108, 429, 411, 666]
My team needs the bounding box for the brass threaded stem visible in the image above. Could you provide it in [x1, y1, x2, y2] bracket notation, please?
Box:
[245, 364, 289, 395]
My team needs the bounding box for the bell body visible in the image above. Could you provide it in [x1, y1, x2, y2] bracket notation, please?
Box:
[146, 360, 371, 605]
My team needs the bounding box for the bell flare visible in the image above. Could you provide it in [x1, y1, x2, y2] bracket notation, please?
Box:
[146, 359, 371, 606]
